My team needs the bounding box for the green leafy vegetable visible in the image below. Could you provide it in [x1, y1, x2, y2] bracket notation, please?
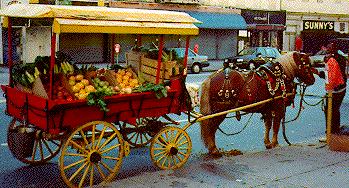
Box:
[12, 63, 36, 87]
[132, 83, 168, 99]
[108, 64, 126, 71]
[87, 90, 116, 112]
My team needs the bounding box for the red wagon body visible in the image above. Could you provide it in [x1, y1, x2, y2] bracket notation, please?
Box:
[2, 78, 186, 134]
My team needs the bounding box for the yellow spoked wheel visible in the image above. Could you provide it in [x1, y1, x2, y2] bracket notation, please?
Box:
[59, 121, 124, 188]
[120, 117, 165, 148]
[7, 118, 62, 165]
[150, 126, 192, 170]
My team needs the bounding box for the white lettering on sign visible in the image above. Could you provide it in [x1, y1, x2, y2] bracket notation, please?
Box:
[254, 17, 268, 21]
[303, 21, 334, 30]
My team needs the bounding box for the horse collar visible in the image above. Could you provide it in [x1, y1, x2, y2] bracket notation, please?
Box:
[256, 63, 287, 98]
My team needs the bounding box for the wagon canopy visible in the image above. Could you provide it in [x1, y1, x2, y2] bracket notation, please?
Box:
[0, 4, 200, 35]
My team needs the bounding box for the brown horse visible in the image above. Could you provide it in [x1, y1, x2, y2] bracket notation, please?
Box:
[200, 52, 316, 157]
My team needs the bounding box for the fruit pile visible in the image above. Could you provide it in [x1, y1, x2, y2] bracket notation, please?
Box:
[53, 80, 73, 101]
[68, 74, 96, 100]
[115, 69, 139, 89]
[92, 77, 115, 96]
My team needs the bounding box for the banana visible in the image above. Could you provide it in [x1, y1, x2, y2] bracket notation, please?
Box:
[61, 62, 67, 74]
[65, 62, 72, 73]
[64, 62, 71, 74]
[25, 71, 35, 83]
[34, 67, 40, 78]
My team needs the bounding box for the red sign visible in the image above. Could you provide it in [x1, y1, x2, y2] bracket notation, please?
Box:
[114, 44, 121, 53]
[194, 44, 199, 53]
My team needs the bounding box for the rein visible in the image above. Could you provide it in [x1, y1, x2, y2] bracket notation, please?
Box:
[284, 83, 306, 123]
[217, 113, 254, 136]
[281, 83, 307, 145]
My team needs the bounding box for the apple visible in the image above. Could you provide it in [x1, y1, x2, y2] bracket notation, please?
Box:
[69, 76, 76, 81]
[75, 74, 84, 81]
[81, 79, 89, 86]
[68, 79, 76, 86]
[72, 85, 80, 93]
[113, 86, 120, 92]
[75, 82, 84, 89]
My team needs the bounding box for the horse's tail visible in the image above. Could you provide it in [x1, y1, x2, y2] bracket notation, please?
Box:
[200, 77, 212, 149]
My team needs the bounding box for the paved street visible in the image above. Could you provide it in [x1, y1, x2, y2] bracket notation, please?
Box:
[0, 64, 346, 187]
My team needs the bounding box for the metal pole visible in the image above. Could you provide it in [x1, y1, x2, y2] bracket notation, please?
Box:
[8, 17, 13, 87]
[183, 36, 190, 76]
[0, 19, 3, 66]
[326, 91, 333, 144]
[116, 53, 119, 64]
[155, 35, 164, 84]
[49, 33, 56, 100]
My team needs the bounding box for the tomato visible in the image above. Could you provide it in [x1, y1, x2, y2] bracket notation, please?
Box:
[57, 91, 63, 97]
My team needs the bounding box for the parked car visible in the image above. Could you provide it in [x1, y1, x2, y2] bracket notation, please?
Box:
[225, 47, 281, 69]
[310, 49, 348, 67]
[170, 48, 209, 74]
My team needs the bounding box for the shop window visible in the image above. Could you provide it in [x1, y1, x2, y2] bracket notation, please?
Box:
[340, 23, 346, 32]
[317, 0, 323, 2]
[302, 0, 309, 2]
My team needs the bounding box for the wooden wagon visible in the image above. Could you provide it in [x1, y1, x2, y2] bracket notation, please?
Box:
[0, 4, 200, 187]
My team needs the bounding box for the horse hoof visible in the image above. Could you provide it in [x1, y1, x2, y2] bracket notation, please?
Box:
[265, 143, 273, 149]
[208, 148, 223, 158]
[266, 143, 279, 149]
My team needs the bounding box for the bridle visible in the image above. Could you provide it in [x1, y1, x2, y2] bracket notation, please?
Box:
[294, 54, 314, 86]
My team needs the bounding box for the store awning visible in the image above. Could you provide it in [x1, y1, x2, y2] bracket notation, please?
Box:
[187, 11, 247, 30]
[53, 18, 199, 35]
[247, 24, 286, 31]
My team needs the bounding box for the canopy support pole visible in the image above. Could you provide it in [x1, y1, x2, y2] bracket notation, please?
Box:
[137, 35, 142, 47]
[8, 17, 13, 87]
[156, 35, 164, 84]
[49, 33, 56, 100]
[183, 36, 190, 76]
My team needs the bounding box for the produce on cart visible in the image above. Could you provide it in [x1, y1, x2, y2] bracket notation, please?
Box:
[0, 4, 199, 188]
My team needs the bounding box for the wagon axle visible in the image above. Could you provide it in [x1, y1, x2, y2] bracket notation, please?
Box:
[168, 146, 178, 155]
[89, 151, 102, 163]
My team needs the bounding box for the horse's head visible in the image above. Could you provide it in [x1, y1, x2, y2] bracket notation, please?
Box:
[292, 52, 316, 85]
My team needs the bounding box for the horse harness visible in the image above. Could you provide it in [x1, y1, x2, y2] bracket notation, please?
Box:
[217, 68, 253, 103]
[256, 61, 287, 98]
[217, 61, 288, 104]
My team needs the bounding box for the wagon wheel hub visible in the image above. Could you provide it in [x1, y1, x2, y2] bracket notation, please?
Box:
[166, 144, 178, 156]
[89, 151, 102, 163]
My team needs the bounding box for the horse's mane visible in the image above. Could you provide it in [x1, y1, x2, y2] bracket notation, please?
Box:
[275, 52, 298, 80]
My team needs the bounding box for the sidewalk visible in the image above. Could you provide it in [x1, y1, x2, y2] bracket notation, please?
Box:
[105, 142, 349, 188]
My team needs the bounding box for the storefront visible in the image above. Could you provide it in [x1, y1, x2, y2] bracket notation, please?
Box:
[241, 10, 286, 50]
[283, 13, 349, 54]
[187, 11, 247, 59]
[301, 20, 349, 54]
